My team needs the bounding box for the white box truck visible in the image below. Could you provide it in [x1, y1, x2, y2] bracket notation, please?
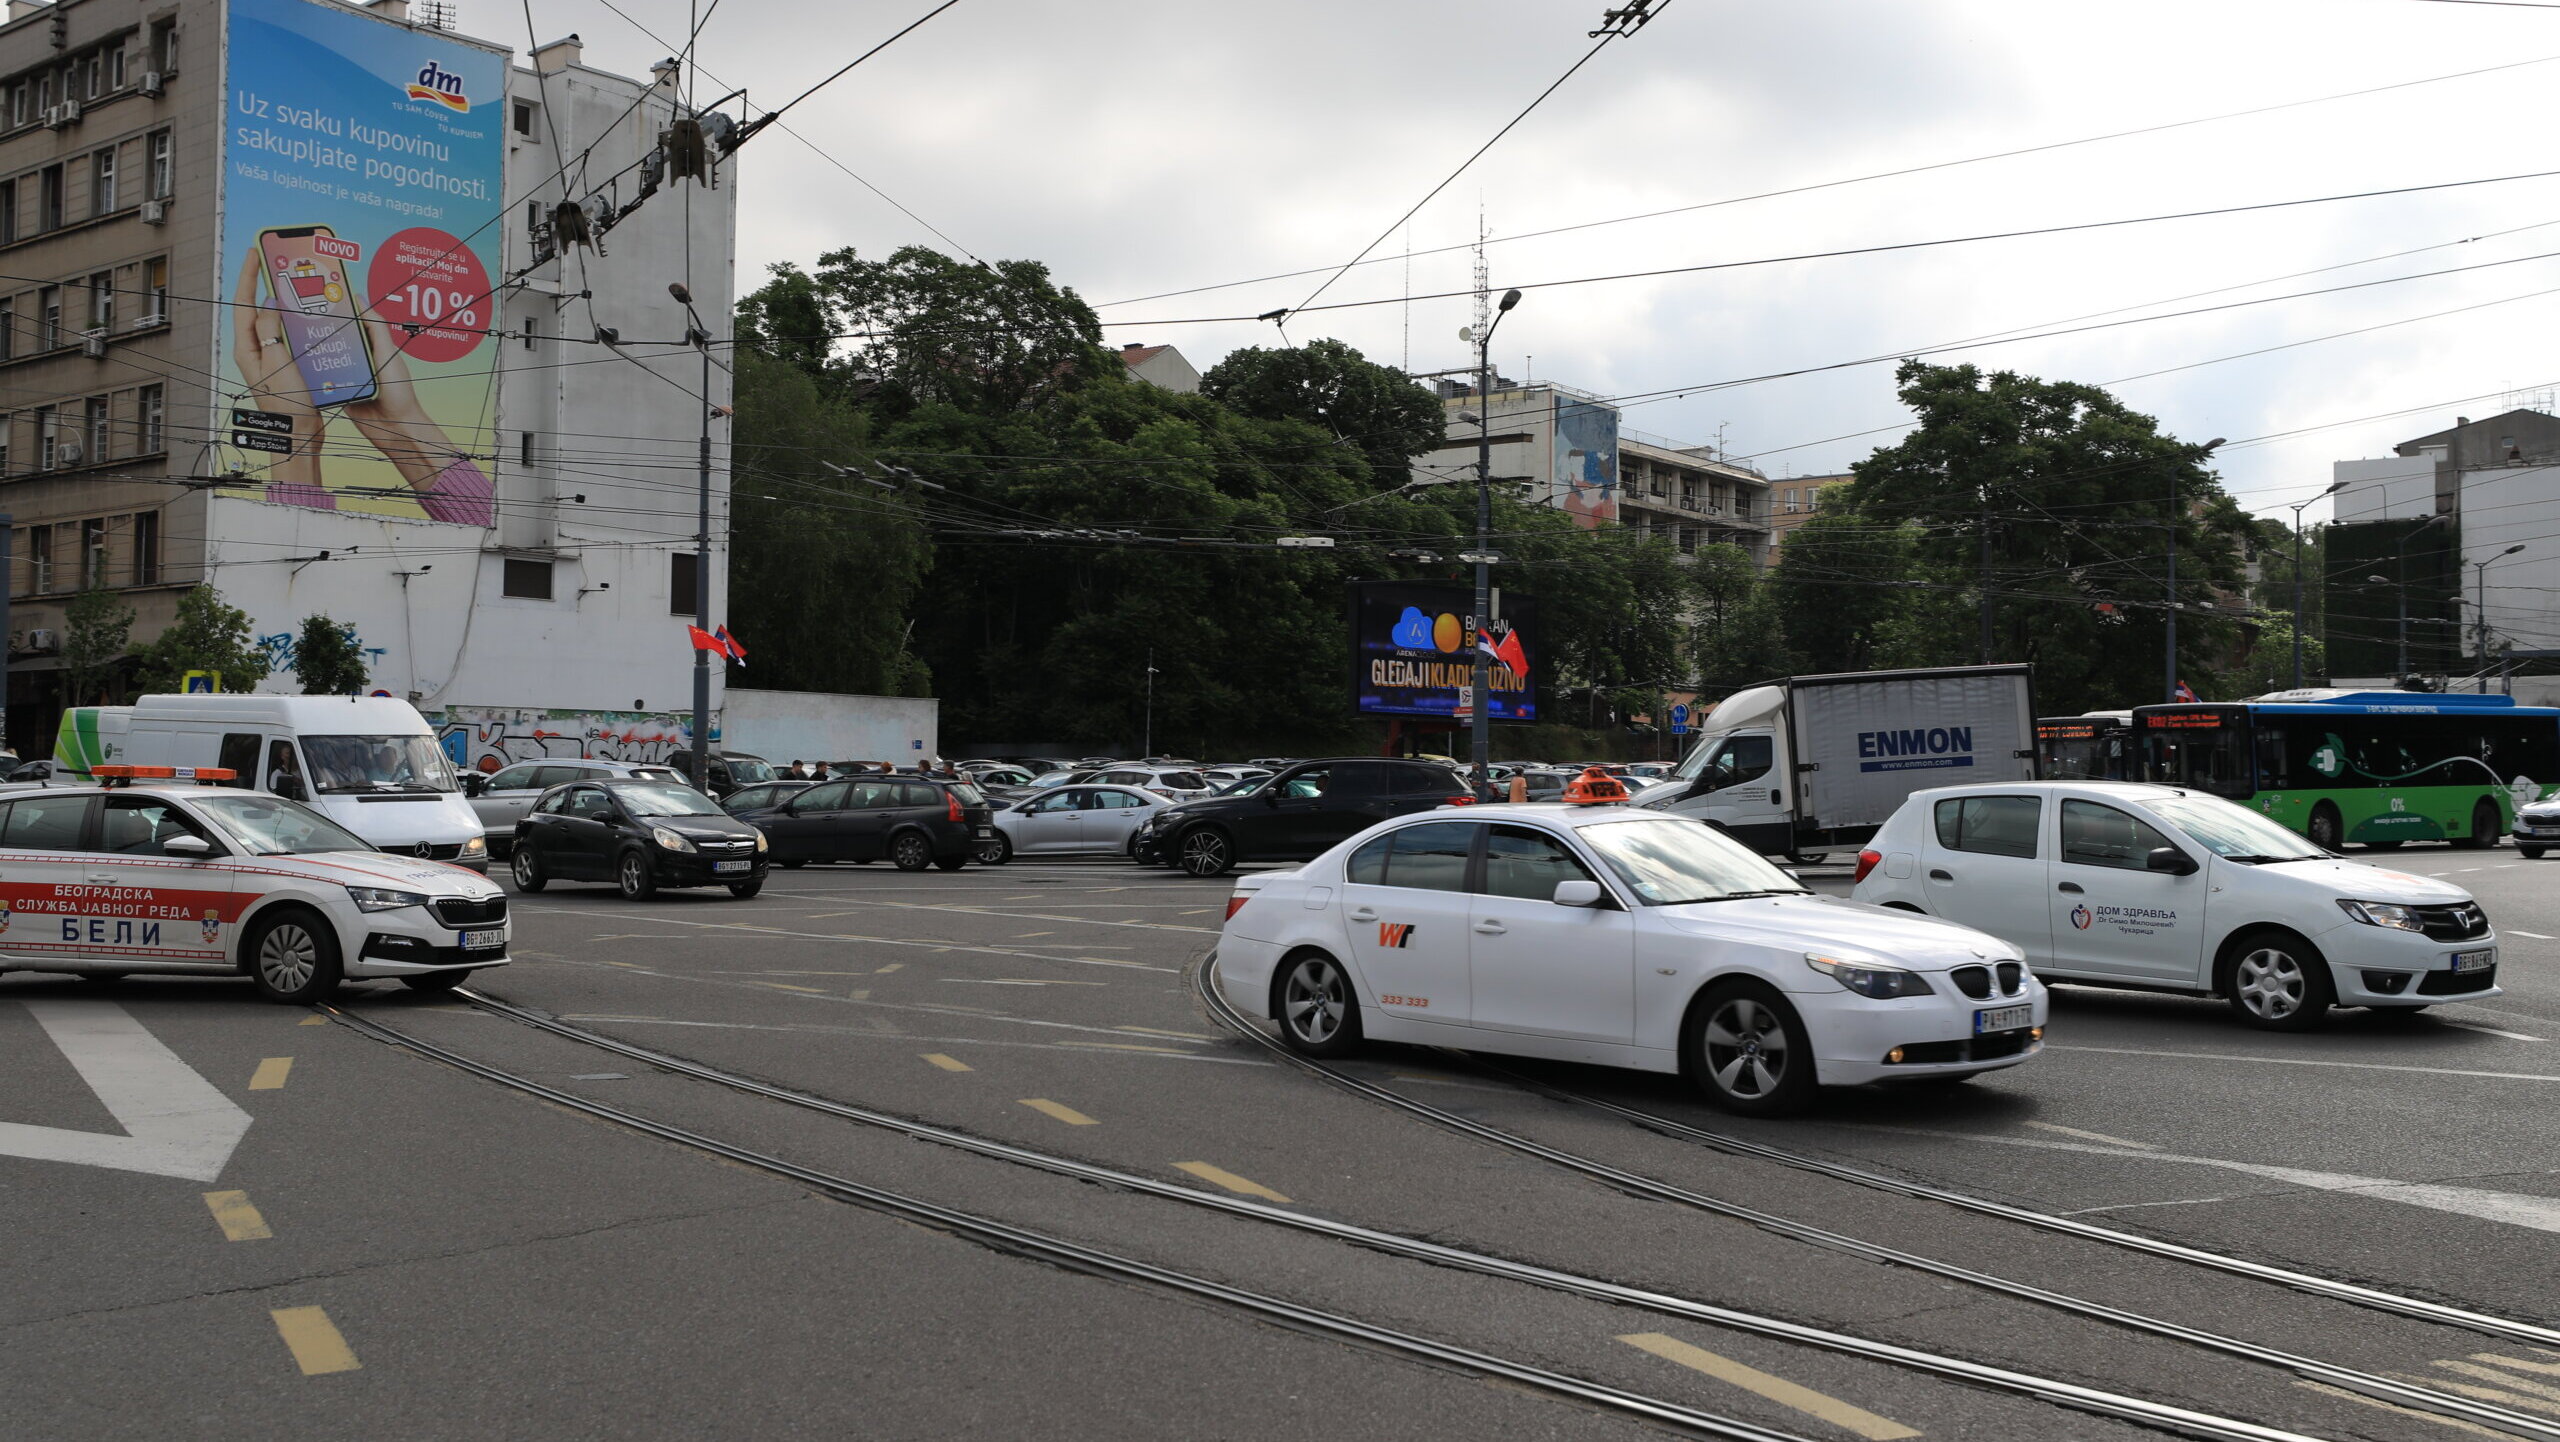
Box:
[49, 695, 489, 870]
[1645, 664, 2037, 857]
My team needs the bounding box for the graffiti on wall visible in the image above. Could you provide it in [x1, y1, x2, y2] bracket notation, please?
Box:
[431, 706, 721, 774]
[257, 627, 388, 681]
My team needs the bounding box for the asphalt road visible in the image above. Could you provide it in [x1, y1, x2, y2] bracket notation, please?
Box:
[7, 841, 2560, 1439]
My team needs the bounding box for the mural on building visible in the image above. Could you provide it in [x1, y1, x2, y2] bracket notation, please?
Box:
[1553, 397, 1620, 529]
[432, 706, 718, 773]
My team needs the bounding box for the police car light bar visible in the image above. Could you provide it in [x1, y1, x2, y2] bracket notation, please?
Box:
[91, 765, 235, 788]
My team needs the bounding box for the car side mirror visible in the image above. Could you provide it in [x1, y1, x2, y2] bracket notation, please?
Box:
[1262, 791, 1280, 806]
[163, 834, 212, 858]
[1553, 879, 1605, 908]
[2146, 846, 2198, 875]
[461, 773, 487, 797]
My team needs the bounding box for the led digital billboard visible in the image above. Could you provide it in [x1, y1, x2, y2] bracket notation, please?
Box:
[1349, 581, 1538, 722]
[215, 0, 506, 526]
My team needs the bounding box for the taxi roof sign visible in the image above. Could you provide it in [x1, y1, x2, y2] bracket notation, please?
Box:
[92, 764, 235, 787]
[1560, 766, 1631, 805]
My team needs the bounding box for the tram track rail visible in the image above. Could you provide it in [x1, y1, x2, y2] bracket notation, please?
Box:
[361, 987, 2345, 1442]
[1188, 955, 2560, 1442]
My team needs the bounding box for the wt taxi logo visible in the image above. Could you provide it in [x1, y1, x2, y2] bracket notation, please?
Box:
[1377, 922, 1415, 949]
[406, 59, 471, 112]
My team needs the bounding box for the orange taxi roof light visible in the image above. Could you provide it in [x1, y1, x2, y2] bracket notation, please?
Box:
[91, 764, 233, 787]
[1561, 766, 1631, 805]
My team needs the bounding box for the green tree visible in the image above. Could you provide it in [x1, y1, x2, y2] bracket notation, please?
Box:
[1770, 509, 1922, 674]
[814, 245, 1110, 415]
[134, 585, 271, 694]
[1846, 361, 2254, 713]
[293, 614, 368, 695]
[1690, 542, 1789, 693]
[1199, 339, 1446, 490]
[60, 582, 134, 706]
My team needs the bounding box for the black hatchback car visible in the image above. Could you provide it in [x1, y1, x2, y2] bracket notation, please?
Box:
[729, 774, 993, 871]
[511, 778, 770, 899]
[1133, 758, 1478, 876]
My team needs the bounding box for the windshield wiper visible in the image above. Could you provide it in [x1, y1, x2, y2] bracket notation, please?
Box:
[1704, 888, 1813, 901]
[2221, 853, 2311, 865]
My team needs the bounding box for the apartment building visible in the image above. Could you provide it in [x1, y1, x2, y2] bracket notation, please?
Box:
[1615, 435, 1771, 568]
[1764, 471, 1852, 543]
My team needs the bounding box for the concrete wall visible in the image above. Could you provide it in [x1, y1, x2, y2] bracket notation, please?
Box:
[2457, 463, 2560, 662]
[2334, 454, 2439, 523]
[721, 688, 938, 765]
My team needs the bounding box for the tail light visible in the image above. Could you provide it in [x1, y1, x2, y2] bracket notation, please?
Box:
[1853, 849, 1882, 884]
[1224, 893, 1250, 921]
[1443, 795, 1474, 806]
[947, 791, 965, 823]
[1149, 786, 1174, 797]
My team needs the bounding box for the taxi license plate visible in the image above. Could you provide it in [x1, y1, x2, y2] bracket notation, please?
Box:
[1974, 1004, 2033, 1035]
[2455, 948, 2496, 973]
[714, 859, 752, 874]
[460, 929, 506, 951]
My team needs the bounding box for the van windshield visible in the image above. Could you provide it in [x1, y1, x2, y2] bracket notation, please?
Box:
[302, 735, 457, 795]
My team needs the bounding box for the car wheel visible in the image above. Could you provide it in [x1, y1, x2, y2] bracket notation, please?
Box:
[2225, 929, 2334, 1031]
[1687, 981, 1816, 1116]
[1272, 951, 1362, 1058]
[400, 970, 468, 993]
[1177, 826, 1233, 878]
[726, 879, 764, 899]
[246, 909, 344, 1005]
[977, 833, 1013, 865]
[891, 832, 934, 872]
[617, 850, 658, 901]
[75, 972, 128, 987]
[2307, 802, 2343, 851]
[511, 845, 547, 892]
[2461, 798, 2500, 850]
[2523, 844, 2547, 859]
[2364, 839, 2402, 851]
[934, 855, 968, 872]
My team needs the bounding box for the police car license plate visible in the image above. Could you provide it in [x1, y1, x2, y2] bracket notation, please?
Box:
[461, 929, 505, 951]
[2455, 948, 2495, 973]
[1974, 1004, 2033, 1035]
[714, 859, 751, 874]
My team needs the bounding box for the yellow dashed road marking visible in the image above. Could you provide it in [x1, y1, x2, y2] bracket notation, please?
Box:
[763, 983, 827, 994]
[1063, 1041, 1190, 1055]
[1618, 1334, 1918, 1440]
[297, 1014, 327, 1026]
[249, 1057, 293, 1090]
[1118, 1026, 1214, 1041]
[876, 963, 904, 974]
[2023, 1120, 2156, 1149]
[1174, 1162, 1291, 1202]
[270, 1307, 360, 1374]
[922, 1053, 973, 1072]
[2297, 1381, 2509, 1436]
[1014, 931, 1054, 937]
[203, 1191, 273, 1241]
[1019, 1098, 1097, 1126]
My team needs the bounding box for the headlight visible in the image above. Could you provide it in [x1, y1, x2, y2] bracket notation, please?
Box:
[346, 885, 430, 912]
[651, 826, 696, 852]
[753, 829, 768, 853]
[2338, 898, 2424, 932]
[1805, 952, 1934, 998]
[460, 835, 487, 858]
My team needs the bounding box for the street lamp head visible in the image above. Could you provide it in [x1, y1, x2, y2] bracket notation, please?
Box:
[2366, 574, 2390, 585]
[2323, 479, 2350, 496]
[2204, 437, 2227, 450]
[666, 281, 693, 305]
[1498, 288, 1522, 312]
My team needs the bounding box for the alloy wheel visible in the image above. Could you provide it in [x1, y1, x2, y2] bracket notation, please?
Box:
[2234, 947, 2305, 1020]
[1702, 997, 1790, 1098]
[1283, 957, 1347, 1045]
[1180, 829, 1230, 877]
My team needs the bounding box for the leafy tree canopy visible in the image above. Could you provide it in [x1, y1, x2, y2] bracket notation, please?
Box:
[135, 585, 270, 695]
[294, 615, 368, 695]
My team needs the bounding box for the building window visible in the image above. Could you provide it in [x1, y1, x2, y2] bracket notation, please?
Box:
[137, 384, 161, 453]
[39, 164, 62, 232]
[38, 286, 58, 349]
[518, 431, 535, 466]
[88, 271, 111, 332]
[0, 414, 11, 474]
[522, 314, 538, 350]
[513, 100, 536, 137]
[0, 299, 14, 362]
[90, 149, 113, 215]
[0, 178, 15, 245]
[83, 396, 106, 463]
[131, 510, 158, 584]
[83, 53, 101, 100]
[147, 130, 170, 199]
[669, 551, 698, 616]
[34, 405, 54, 468]
[36, 72, 51, 112]
[152, 19, 177, 75]
[79, 517, 105, 587]
[143, 257, 167, 322]
[110, 45, 126, 91]
[26, 524, 50, 593]
[6, 83, 23, 128]
[502, 558, 553, 600]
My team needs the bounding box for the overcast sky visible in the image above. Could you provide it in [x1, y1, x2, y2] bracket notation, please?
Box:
[531, 0, 2560, 524]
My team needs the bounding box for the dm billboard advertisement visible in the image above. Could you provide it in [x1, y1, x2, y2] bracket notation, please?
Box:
[1349, 581, 1538, 722]
[216, 0, 505, 526]
[1553, 396, 1618, 529]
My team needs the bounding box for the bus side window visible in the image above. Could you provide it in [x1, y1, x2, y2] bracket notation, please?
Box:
[2254, 727, 2288, 791]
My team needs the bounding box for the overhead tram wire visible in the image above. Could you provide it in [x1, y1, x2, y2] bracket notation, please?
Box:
[1098, 48, 2560, 310]
[1274, 2, 1669, 323]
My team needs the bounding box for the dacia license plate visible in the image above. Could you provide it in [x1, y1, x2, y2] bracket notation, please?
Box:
[1974, 1004, 2034, 1035]
[714, 858, 752, 875]
[460, 929, 506, 951]
[2454, 948, 2496, 974]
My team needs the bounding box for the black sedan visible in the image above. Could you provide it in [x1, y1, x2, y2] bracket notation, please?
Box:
[728, 775, 993, 871]
[511, 778, 770, 900]
[1132, 758, 1479, 877]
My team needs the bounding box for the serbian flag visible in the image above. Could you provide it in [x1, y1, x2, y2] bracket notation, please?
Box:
[716, 626, 747, 667]
[1478, 627, 1529, 679]
[2173, 679, 2198, 702]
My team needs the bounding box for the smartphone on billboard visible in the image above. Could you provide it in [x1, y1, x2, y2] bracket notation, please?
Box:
[257, 225, 378, 407]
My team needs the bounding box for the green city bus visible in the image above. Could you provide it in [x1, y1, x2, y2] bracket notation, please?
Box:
[2133, 691, 2560, 851]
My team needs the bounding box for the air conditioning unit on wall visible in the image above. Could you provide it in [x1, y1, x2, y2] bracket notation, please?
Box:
[137, 71, 163, 98]
[139, 199, 164, 224]
[26, 628, 57, 652]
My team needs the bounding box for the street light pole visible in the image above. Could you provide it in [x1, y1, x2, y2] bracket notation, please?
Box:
[1469, 288, 1521, 785]
[2472, 543, 2526, 692]
[2288, 479, 2348, 690]
[2164, 438, 2225, 702]
[1142, 647, 1156, 756]
[2392, 513, 2448, 682]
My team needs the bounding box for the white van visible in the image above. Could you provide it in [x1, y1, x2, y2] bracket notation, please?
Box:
[59, 695, 489, 871]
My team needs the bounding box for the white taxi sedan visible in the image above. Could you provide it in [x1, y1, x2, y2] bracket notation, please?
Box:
[1214, 803, 2046, 1115]
[1851, 781, 2496, 1030]
[0, 769, 509, 1004]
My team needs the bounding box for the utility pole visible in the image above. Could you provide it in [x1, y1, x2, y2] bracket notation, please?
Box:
[1142, 647, 1156, 757]
[1466, 290, 1523, 783]
[2165, 438, 2225, 702]
[2472, 544, 2526, 692]
[1978, 482, 1993, 665]
[669, 280, 717, 789]
[2287, 479, 2346, 690]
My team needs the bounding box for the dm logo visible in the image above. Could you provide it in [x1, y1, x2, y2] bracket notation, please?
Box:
[200, 909, 222, 945]
[1377, 922, 1414, 949]
[406, 60, 471, 112]
[2069, 904, 2093, 931]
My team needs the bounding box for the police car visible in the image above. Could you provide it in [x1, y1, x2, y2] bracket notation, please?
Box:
[0, 766, 509, 1003]
[1212, 771, 2046, 1115]
[1850, 781, 2496, 1030]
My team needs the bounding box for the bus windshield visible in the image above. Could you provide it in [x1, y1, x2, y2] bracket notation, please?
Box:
[2140, 716, 2251, 798]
